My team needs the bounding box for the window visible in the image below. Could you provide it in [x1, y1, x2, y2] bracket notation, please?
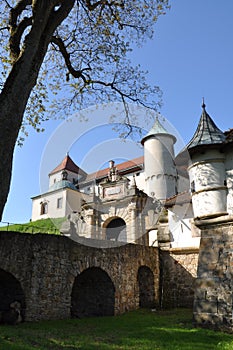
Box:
[191, 180, 195, 193]
[40, 202, 48, 215]
[57, 197, 63, 209]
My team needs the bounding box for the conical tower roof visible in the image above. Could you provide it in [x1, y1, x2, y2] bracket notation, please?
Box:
[141, 116, 176, 145]
[187, 102, 226, 151]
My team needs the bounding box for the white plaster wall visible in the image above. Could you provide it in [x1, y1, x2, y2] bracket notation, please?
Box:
[192, 189, 227, 218]
[31, 190, 67, 221]
[31, 197, 45, 221]
[189, 160, 225, 192]
[225, 150, 233, 214]
[66, 190, 89, 214]
[31, 189, 85, 221]
[189, 155, 227, 218]
[49, 170, 81, 189]
[148, 229, 158, 247]
[191, 149, 225, 163]
[127, 172, 145, 192]
[176, 174, 190, 194]
[143, 136, 176, 200]
[168, 205, 200, 248]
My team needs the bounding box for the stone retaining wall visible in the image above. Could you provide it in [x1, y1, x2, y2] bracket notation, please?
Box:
[0, 232, 159, 321]
[160, 248, 199, 309]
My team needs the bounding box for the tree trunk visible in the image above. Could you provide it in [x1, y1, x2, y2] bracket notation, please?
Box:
[0, 0, 75, 220]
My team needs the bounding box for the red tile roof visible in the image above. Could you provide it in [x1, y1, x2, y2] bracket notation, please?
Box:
[82, 156, 144, 183]
[49, 155, 87, 176]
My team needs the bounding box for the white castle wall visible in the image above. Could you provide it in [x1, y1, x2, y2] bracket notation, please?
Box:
[143, 135, 177, 200]
[188, 150, 227, 218]
[31, 188, 85, 221]
[225, 149, 233, 214]
[168, 205, 200, 248]
[49, 170, 80, 188]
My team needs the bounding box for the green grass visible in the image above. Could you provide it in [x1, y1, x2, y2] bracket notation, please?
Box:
[0, 309, 233, 350]
[0, 218, 65, 234]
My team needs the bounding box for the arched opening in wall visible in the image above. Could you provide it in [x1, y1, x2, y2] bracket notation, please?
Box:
[40, 201, 48, 215]
[106, 217, 126, 241]
[137, 266, 155, 308]
[0, 269, 26, 320]
[71, 267, 115, 318]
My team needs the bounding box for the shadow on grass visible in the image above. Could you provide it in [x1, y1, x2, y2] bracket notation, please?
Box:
[0, 309, 232, 350]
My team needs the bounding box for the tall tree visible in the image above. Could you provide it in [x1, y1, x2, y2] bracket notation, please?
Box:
[0, 0, 169, 220]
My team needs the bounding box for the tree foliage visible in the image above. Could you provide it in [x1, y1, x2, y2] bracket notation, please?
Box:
[0, 0, 169, 140]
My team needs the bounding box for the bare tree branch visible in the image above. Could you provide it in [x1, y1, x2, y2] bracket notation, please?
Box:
[51, 36, 91, 83]
[9, 0, 32, 29]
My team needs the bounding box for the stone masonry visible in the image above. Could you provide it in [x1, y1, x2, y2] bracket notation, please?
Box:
[0, 232, 159, 321]
[160, 248, 199, 309]
[193, 216, 233, 332]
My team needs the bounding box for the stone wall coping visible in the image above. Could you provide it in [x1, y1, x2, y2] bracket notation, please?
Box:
[168, 247, 199, 254]
[194, 214, 233, 228]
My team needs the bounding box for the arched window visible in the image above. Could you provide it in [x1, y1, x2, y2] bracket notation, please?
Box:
[40, 202, 48, 215]
[106, 218, 126, 241]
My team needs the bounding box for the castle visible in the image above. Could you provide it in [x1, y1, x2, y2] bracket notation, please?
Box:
[0, 102, 232, 329]
[31, 101, 233, 252]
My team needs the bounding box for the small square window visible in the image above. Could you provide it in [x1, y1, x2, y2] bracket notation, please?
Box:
[57, 197, 63, 209]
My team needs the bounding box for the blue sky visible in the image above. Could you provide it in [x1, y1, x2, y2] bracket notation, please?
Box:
[2, 0, 233, 224]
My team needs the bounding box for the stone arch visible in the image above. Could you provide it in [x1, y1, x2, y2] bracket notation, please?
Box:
[101, 206, 130, 226]
[104, 217, 126, 241]
[71, 267, 115, 318]
[0, 268, 26, 318]
[137, 265, 155, 308]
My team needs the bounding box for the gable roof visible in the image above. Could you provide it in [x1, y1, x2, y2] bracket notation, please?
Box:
[49, 155, 87, 177]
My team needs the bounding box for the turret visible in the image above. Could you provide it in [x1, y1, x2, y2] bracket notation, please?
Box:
[141, 116, 177, 201]
[187, 102, 227, 219]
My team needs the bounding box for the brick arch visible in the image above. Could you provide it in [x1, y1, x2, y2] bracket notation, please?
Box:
[137, 265, 155, 308]
[71, 267, 115, 318]
[0, 268, 26, 320]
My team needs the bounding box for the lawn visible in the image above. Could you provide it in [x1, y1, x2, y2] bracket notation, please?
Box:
[0, 218, 65, 235]
[0, 309, 232, 350]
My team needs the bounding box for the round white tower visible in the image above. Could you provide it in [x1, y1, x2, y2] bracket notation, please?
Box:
[186, 102, 227, 219]
[141, 116, 177, 201]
